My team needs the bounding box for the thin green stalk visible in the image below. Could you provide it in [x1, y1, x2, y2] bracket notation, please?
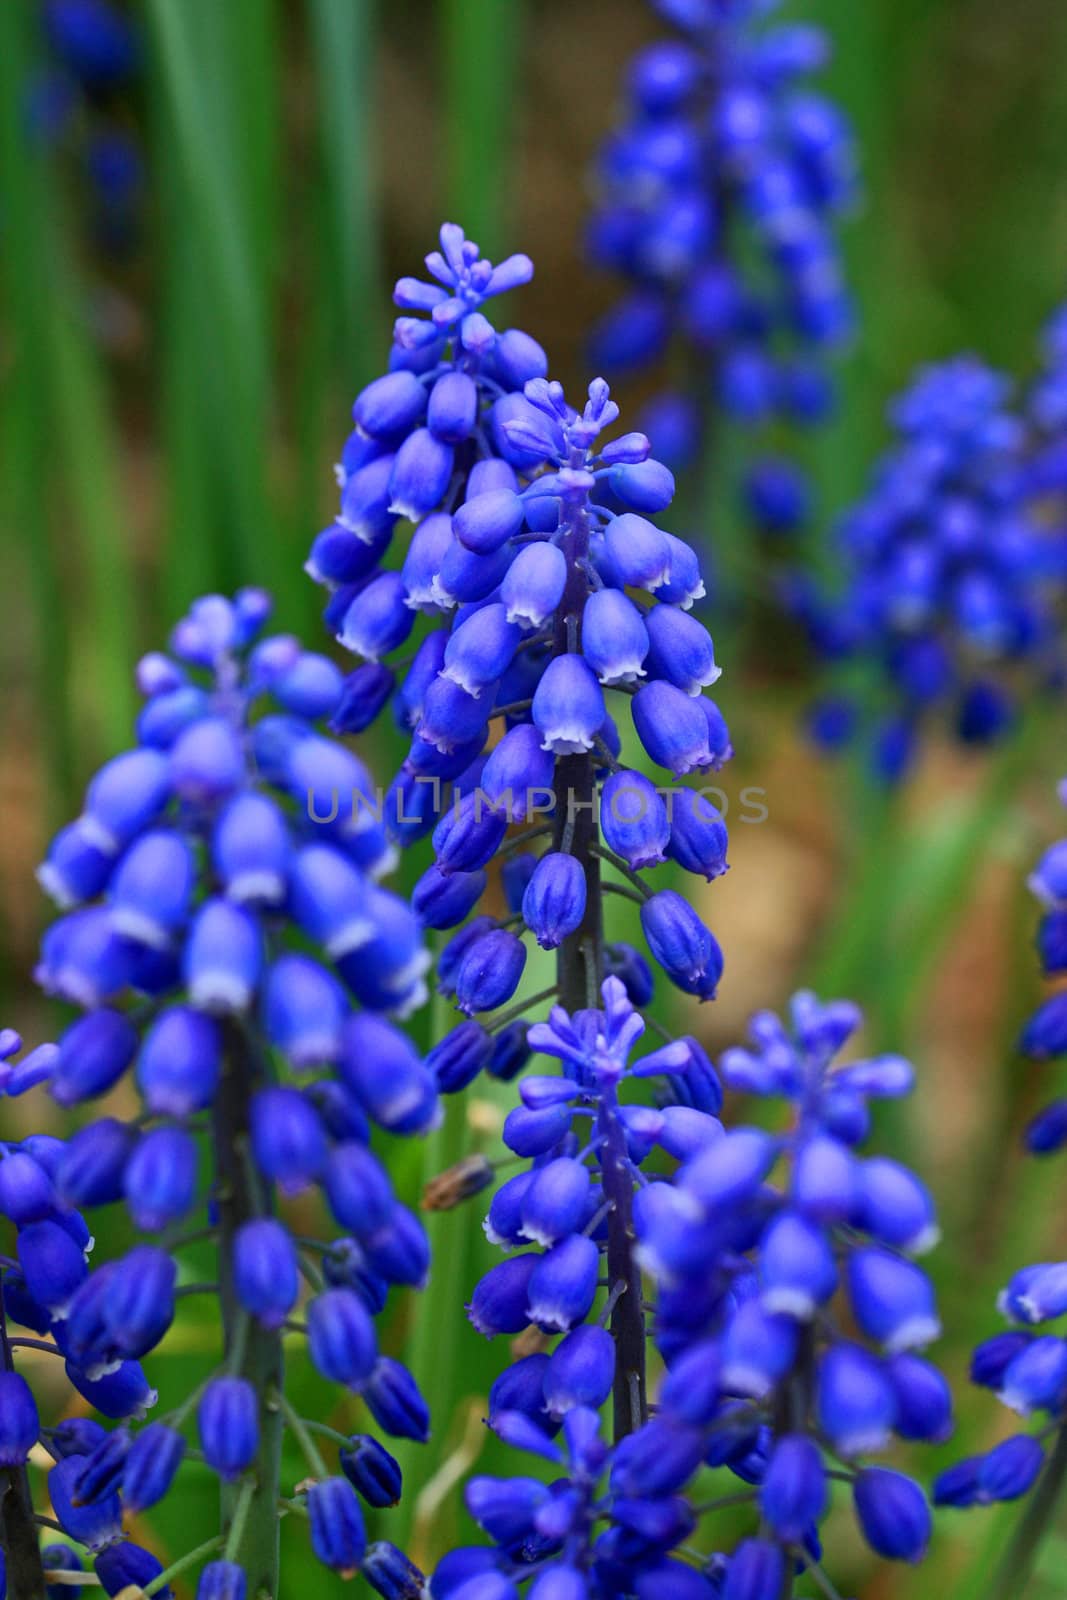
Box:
[142, 1535, 225, 1598]
[442, 0, 522, 254]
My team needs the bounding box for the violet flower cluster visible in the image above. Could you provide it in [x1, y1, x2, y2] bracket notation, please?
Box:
[432, 983, 946, 1599]
[309, 223, 732, 1092]
[793, 333, 1067, 784]
[586, 0, 857, 534]
[1, 592, 437, 1598]
[936, 778, 1067, 1525]
[30, 0, 142, 256]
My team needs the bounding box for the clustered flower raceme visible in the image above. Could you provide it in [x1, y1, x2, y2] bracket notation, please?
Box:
[586, 0, 857, 532]
[431, 984, 946, 1598]
[309, 223, 732, 1091]
[935, 776, 1067, 1522]
[5, 592, 442, 1595]
[792, 340, 1067, 784]
[31, 0, 143, 257]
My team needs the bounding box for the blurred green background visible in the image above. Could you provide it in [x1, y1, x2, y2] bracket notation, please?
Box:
[4, 0, 1067, 1593]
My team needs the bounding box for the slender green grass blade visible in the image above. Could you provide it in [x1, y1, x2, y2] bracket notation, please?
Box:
[442, 0, 523, 254]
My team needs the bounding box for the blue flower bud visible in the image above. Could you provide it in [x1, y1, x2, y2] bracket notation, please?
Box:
[331, 662, 396, 734]
[442, 603, 521, 696]
[543, 1324, 615, 1418]
[852, 1467, 931, 1562]
[610, 1417, 705, 1499]
[759, 1210, 837, 1318]
[353, 370, 426, 438]
[501, 542, 566, 630]
[197, 1561, 247, 1600]
[308, 1477, 367, 1576]
[363, 1542, 426, 1600]
[37, 819, 114, 910]
[527, 1235, 599, 1333]
[123, 1126, 197, 1232]
[666, 789, 728, 880]
[0, 1151, 55, 1224]
[288, 844, 373, 960]
[412, 865, 486, 931]
[581, 590, 649, 686]
[341, 1014, 439, 1135]
[607, 456, 676, 513]
[122, 1423, 185, 1514]
[385, 428, 452, 522]
[233, 1218, 299, 1329]
[50, 1419, 107, 1460]
[362, 1356, 430, 1441]
[105, 1245, 176, 1357]
[519, 1158, 592, 1250]
[480, 725, 555, 822]
[68, 1357, 155, 1422]
[600, 771, 669, 869]
[169, 716, 245, 805]
[17, 1217, 88, 1313]
[1021, 992, 1067, 1058]
[602, 513, 671, 591]
[1001, 1262, 1067, 1323]
[790, 1134, 856, 1221]
[855, 1157, 938, 1254]
[108, 829, 194, 949]
[50, 1009, 138, 1109]
[308, 1288, 378, 1387]
[340, 1434, 403, 1507]
[848, 1248, 940, 1352]
[72, 1429, 132, 1503]
[324, 1239, 388, 1312]
[325, 1143, 395, 1239]
[251, 1086, 327, 1193]
[502, 1103, 573, 1157]
[182, 898, 262, 1016]
[886, 1352, 953, 1441]
[42, 1544, 85, 1600]
[81, 749, 170, 854]
[932, 1457, 982, 1508]
[641, 890, 722, 998]
[137, 1007, 221, 1118]
[720, 1299, 798, 1399]
[632, 682, 712, 776]
[817, 1342, 897, 1455]
[339, 455, 396, 541]
[428, 1022, 494, 1093]
[759, 1433, 826, 1542]
[273, 652, 344, 719]
[468, 1254, 539, 1336]
[533, 655, 606, 755]
[0, 1372, 38, 1465]
[721, 1538, 784, 1600]
[49, 1455, 122, 1549]
[198, 1377, 259, 1481]
[972, 1330, 1033, 1389]
[338, 572, 415, 661]
[453, 490, 527, 556]
[433, 794, 509, 875]
[430, 1550, 508, 1600]
[978, 1434, 1045, 1503]
[521, 854, 586, 953]
[260, 953, 347, 1067]
[428, 371, 478, 442]
[97, 1545, 171, 1600]
[998, 1335, 1067, 1415]
[454, 928, 527, 1011]
[466, 1473, 550, 1547]
[211, 793, 290, 907]
[645, 605, 720, 695]
[57, 1117, 134, 1206]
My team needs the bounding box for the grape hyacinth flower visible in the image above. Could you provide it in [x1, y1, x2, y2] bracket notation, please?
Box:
[432, 987, 945, 1596]
[586, 0, 857, 528]
[14, 592, 438, 1596]
[309, 223, 732, 1089]
[938, 775, 1067, 1591]
[791, 344, 1067, 783]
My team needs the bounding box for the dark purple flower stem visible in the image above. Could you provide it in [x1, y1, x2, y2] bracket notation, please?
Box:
[214, 1023, 284, 1594]
[553, 490, 647, 1441]
[0, 1293, 47, 1600]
